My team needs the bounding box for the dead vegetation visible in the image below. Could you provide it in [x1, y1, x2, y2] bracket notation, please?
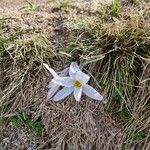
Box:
[0, 0, 150, 150]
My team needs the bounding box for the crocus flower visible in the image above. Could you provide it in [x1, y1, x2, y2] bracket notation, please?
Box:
[52, 62, 103, 102]
[43, 63, 69, 100]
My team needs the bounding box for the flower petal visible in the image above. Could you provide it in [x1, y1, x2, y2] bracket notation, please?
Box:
[53, 87, 74, 101]
[74, 87, 82, 102]
[69, 62, 80, 77]
[43, 63, 58, 77]
[58, 67, 69, 77]
[52, 77, 73, 87]
[48, 81, 54, 88]
[75, 71, 90, 85]
[82, 84, 103, 101]
[47, 84, 60, 99]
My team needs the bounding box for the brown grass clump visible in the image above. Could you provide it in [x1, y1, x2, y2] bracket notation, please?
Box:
[0, 0, 150, 149]
[34, 98, 122, 149]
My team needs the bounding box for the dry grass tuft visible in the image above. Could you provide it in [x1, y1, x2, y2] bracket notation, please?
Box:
[34, 99, 122, 149]
[0, 0, 150, 149]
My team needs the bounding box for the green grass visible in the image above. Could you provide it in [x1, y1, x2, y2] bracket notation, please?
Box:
[128, 130, 146, 143]
[9, 113, 44, 135]
[128, 0, 137, 4]
[111, 0, 120, 17]
[49, 0, 75, 10]
[58, 1, 75, 9]
[0, 37, 9, 62]
[97, 5, 106, 17]
[0, 37, 8, 48]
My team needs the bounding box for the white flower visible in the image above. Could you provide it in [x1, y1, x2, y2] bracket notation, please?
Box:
[43, 63, 69, 100]
[52, 62, 103, 102]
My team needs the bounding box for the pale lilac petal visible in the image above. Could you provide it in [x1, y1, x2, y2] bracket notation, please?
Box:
[58, 67, 69, 77]
[47, 84, 60, 99]
[52, 77, 73, 87]
[48, 81, 54, 88]
[74, 87, 82, 102]
[69, 62, 80, 77]
[75, 71, 90, 85]
[82, 84, 103, 101]
[43, 63, 58, 77]
[53, 87, 74, 101]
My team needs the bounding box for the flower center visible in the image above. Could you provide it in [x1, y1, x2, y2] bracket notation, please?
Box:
[73, 80, 81, 88]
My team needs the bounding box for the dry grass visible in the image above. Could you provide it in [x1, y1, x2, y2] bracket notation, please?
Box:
[0, 0, 150, 149]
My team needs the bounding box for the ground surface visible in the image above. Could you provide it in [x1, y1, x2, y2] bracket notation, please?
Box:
[0, 0, 150, 150]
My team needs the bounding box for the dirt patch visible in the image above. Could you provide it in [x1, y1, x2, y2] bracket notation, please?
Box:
[0, 0, 48, 9]
[0, 0, 49, 16]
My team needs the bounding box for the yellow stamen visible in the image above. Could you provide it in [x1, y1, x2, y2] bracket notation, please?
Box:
[74, 80, 81, 88]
